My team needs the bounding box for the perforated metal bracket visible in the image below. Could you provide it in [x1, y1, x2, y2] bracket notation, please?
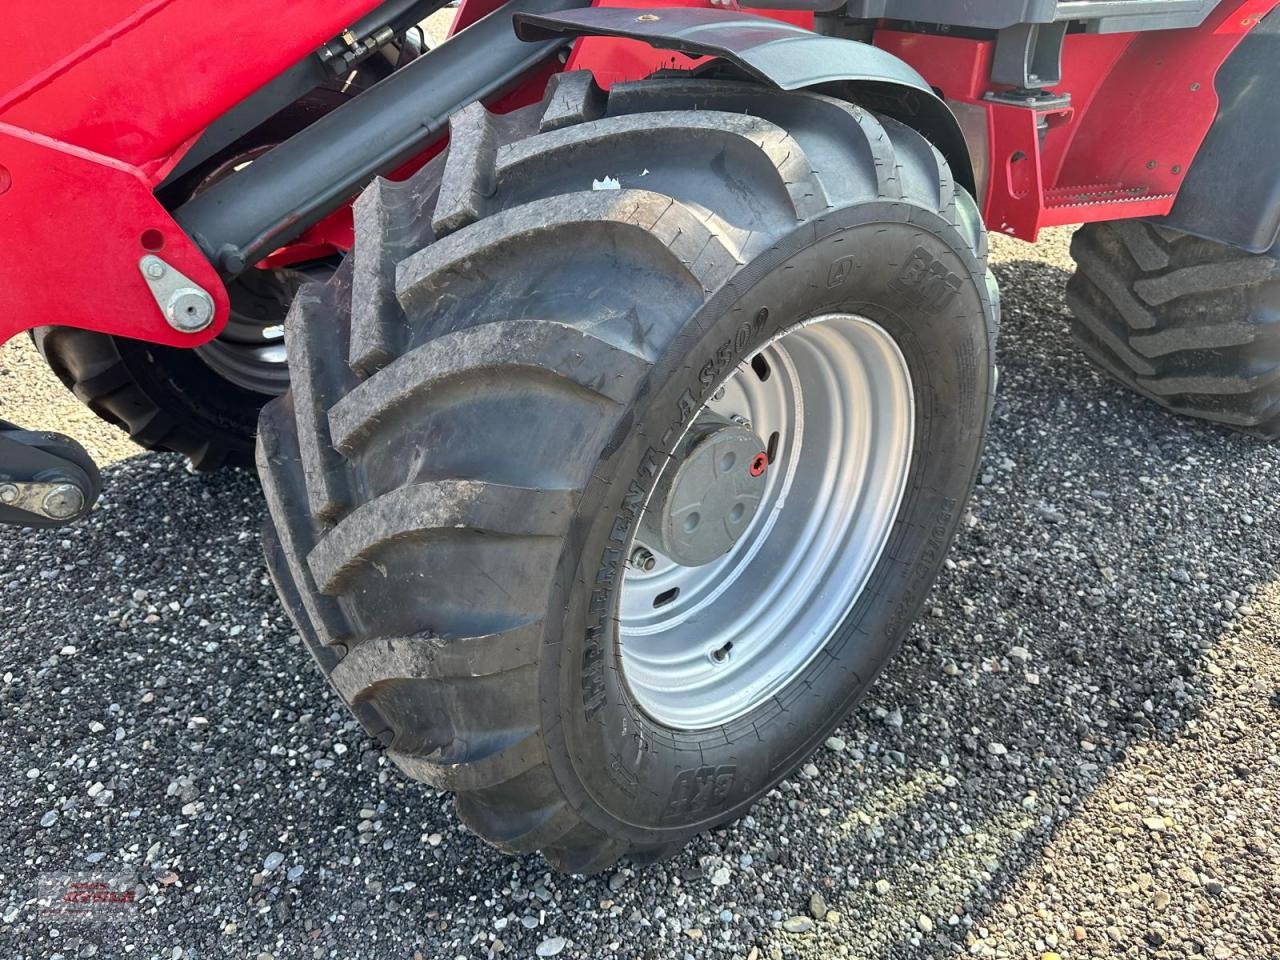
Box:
[138, 255, 215, 334]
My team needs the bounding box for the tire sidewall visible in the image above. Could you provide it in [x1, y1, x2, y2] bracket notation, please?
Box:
[114, 338, 269, 441]
[540, 201, 995, 845]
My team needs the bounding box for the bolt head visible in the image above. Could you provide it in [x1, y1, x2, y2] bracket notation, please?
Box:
[41, 483, 84, 520]
[166, 287, 215, 333]
[218, 245, 248, 275]
[630, 546, 657, 572]
[144, 259, 166, 279]
[0, 483, 18, 504]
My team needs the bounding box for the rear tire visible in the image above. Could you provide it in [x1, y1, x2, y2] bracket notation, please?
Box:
[1066, 221, 1280, 439]
[32, 269, 308, 471]
[259, 72, 998, 871]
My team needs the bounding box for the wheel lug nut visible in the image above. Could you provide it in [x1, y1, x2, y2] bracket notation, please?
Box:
[630, 546, 657, 572]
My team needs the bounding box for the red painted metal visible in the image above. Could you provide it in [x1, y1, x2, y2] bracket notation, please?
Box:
[1056, 1, 1277, 197]
[0, 0, 382, 346]
[1, 0, 1277, 349]
[876, 0, 1280, 241]
[0, 123, 229, 347]
[256, 210, 356, 271]
[0, 0, 381, 177]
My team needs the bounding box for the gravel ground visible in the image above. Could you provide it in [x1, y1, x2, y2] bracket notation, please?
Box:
[0, 339, 140, 467]
[2, 229, 1279, 960]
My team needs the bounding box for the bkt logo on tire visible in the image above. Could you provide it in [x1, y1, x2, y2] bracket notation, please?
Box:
[890, 246, 963, 312]
[662, 765, 736, 821]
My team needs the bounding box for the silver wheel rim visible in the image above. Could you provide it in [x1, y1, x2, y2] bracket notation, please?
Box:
[193, 265, 321, 396]
[188, 149, 295, 398]
[194, 311, 288, 395]
[618, 314, 915, 730]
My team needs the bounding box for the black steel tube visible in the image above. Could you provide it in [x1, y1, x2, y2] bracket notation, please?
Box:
[175, 0, 586, 274]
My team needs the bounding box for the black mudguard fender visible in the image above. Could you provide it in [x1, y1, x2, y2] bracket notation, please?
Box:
[1156, 9, 1280, 253]
[514, 6, 976, 195]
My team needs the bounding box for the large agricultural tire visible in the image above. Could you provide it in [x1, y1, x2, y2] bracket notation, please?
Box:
[258, 71, 999, 872]
[1066, 220, 1280, 439]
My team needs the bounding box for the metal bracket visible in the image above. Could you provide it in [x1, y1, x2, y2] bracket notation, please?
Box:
[316, 0, 451, 75]
[138, 255, 215, 334]
[990, 21, 1069, 91]
[0, 480, 85, 521]
[318, 25, 397, 75]
[0, 421, 100, 528]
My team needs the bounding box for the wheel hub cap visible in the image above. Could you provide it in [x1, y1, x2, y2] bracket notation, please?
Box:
[639, 413, 769, 568]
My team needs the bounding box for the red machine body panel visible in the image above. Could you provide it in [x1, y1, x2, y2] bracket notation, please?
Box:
[0, 0, 1275, 348]
[875, 0, 1278, 240]
[0, 124, 229, 349]
[0, 0, 380, 347]
[0, 0, 380, 176]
